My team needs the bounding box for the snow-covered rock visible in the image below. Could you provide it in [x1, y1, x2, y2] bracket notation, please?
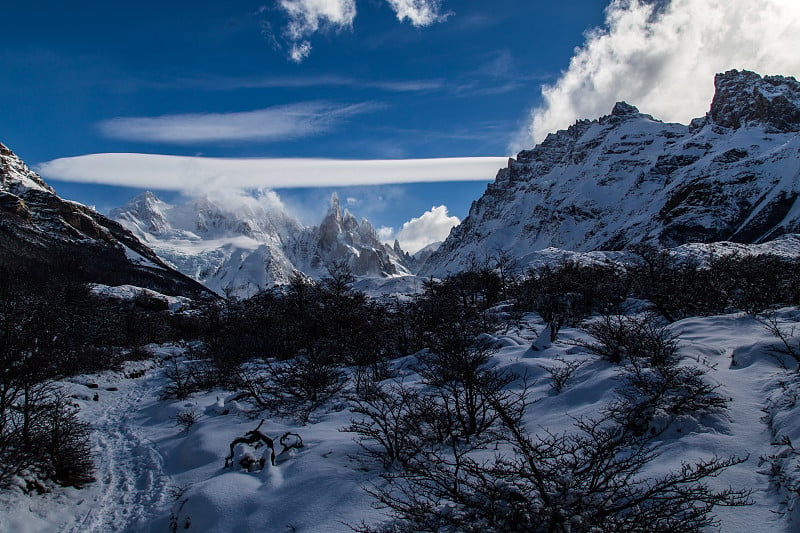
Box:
[423, 70, 800, 276]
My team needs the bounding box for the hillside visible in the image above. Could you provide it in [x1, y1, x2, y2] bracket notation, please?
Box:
[423, 70, 800, 276]
[0, 143, 210, 298]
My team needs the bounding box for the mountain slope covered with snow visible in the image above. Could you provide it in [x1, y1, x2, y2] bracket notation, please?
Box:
[423, 70, 800, 276]
[112, 192, 411, 296]
[0, 143, 210, 297]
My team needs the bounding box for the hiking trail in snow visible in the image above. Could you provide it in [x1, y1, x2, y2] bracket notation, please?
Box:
[59, 364, 172, 533]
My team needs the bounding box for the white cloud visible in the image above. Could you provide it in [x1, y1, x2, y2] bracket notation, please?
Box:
[37, 154, 507, 192]
[264, 0, 451, 61]
[275, 0, 356, 62]
[377, 226, 395, 241]
[514, 0, 800, 150]
[289, 40, 313, 63]
[385, 0, 451, 27]
[97, 101, 377, 144]
[389, 205, 459, 253]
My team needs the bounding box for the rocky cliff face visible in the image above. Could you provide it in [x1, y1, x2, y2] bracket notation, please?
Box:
[422, 70, 800, 276]
[290, 193, 408, 279]
[112, 191, 411, 296]
[0, 143, 210, 297]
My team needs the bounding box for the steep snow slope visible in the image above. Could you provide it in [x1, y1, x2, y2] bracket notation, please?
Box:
[112, 192, 411, 296]
[0, 143, 209, 297]
[423, 70, 800, 276]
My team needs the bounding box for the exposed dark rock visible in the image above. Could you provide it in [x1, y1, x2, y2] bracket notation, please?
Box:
[0, 142, 212, 298]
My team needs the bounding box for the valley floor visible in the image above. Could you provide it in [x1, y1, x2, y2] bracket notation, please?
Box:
[2, 310, 800, 532]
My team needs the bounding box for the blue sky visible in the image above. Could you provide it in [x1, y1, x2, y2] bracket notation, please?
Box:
[3, 0, 799, 251]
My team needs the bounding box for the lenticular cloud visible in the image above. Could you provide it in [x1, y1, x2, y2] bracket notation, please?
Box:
[514, 0, 800, 150]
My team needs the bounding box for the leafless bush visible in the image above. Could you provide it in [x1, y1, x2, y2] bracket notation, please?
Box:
[161, 359, 213, 400]
[43, 392, 95, 487]
[0, 385, 94, 489]
[343, 381, 428, 469]
[759, 313, 800, 371]
[233, 354, 347, 423]
[579, 313, 678, 366]
[610, 357, 727, 436]
[352, 362, 394, 400]
[416, 339, 520, 444]
[174, 407, 202, 433]
[543, 357, 590, 393]
[361, 389, 748, 533]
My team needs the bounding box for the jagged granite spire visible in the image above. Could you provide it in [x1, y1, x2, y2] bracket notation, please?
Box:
[692, 69, 800, 132]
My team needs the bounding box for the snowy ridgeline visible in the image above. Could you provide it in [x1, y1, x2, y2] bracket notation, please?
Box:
[2, 309, 800, 532]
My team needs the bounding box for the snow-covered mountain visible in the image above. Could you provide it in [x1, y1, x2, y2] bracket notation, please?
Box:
[423, 70, 800, 276]
[0, 142, 210, 297]
[112, 192, 411, 296]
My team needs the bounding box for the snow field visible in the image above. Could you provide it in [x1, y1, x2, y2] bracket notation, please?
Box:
[2, 310, 800, 531]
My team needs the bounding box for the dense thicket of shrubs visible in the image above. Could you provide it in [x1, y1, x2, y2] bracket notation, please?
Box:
[188, 251, 800, 423]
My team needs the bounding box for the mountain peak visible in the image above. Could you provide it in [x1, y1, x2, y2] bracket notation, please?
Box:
[0, 141, 55, 195]
[110, 191, 170, 235]
[611, 101, 640, 116]
[705, 69, 800, 132]
[329, 192, 341, 213]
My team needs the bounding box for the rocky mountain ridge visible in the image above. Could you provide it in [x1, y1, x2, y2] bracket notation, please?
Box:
[422, 70, 800, 276]
[0, 143, 210, 297]
[111, 191, 411, 296]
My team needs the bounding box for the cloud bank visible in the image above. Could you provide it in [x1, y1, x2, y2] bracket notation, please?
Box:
[515, 0, 800, 150]
[37, 154, 506, 191]
[97, 101, 376, 144]
[388, 204, 459, 253]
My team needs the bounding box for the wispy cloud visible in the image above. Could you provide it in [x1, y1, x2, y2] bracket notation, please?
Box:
[97, 101, 378, 144]
[513, 0, 800, 151]
[385, 0, 452, 27]
[382, 204, 460, 253]
[37, 154, 507, 191]
[107, 73, 445, 93]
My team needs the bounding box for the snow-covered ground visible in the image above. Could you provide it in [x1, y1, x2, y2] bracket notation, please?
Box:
[2, 309, 799, 532]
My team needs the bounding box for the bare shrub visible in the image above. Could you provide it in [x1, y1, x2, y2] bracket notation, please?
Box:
[416, 339, 519, 444]
[0, 385, 94, 489]
[234, 353, 347, 423]
[174, 408, 201, 433]
[611, 358, 727, 436]
[579, 312, 678, 366]
[162, 359, 202, 400]
[361, 387, 748, 533]
[344, 381, 428, 469]
[543, 357, 590, 394]
[43, 392, 95, 487]
[759, 313, 800, 371]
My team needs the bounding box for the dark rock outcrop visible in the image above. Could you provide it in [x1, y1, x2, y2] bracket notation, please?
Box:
[0, 142, 211, 298]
